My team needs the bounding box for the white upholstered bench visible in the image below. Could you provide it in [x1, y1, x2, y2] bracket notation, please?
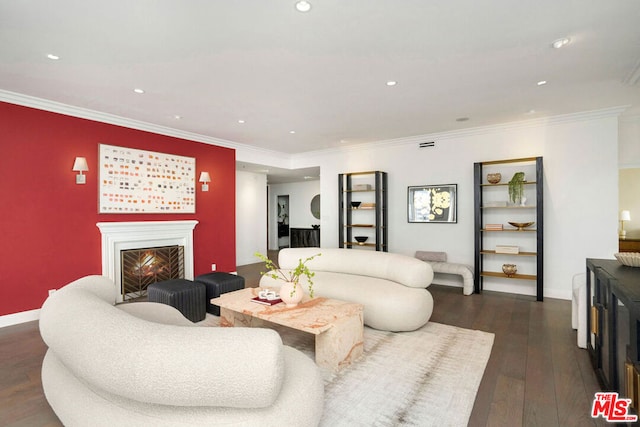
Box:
[415, 251, 474, 296]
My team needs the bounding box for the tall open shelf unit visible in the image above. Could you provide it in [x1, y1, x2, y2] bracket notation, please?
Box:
[339, 171, 388, 251]
[473, 157, 543, 301]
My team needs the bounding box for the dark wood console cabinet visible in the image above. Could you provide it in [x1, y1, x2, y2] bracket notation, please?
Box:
[290, 228, 320, 248]
[587, 258, 640, 410]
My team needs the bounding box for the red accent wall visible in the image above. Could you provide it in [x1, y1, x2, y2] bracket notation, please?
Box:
[0, 102, 236, 316]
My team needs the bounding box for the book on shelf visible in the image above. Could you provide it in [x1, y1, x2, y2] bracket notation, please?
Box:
[353, 184, 372, 191]
[485, 224, 503, 230]
[484, 201, 508, 207]
[251, 297, 283, 306]
[495, 245, 519, 254]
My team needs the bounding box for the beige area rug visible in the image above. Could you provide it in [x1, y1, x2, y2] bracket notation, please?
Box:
[200, 316, 494, 426]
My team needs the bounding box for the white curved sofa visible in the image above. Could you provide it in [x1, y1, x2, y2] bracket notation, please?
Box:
[39, 275, 324, 427]
[259, 248, 434, 332]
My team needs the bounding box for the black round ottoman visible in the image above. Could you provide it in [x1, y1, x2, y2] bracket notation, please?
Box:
[195, 272, 245, 316]
[147, 279, 206, 322]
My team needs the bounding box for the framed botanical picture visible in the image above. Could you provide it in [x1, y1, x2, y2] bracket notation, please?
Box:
[408, 184, 457, 223]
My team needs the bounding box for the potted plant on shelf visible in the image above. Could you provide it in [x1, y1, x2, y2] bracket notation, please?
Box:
[508, 172, 526, 205]
[254, 252, 320, 307]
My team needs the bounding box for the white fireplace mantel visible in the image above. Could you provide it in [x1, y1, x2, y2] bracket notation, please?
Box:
[97, 220, 198, 302]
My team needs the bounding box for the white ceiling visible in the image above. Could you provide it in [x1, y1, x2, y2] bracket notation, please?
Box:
[1, 1, 640, 182]
[237, 161, 320, 185]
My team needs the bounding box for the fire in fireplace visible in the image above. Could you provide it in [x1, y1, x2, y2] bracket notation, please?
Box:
[120, 245, 185, 300]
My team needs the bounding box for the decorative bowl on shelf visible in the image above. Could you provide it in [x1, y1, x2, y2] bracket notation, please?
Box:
[311, 224, 319, 229]
[508, 221, 534, 231]
[354, 236, 368, 245]
[502, 264, 517, 277]
[614, 252, 640, 267]
[350, 201, 361, 209]
[487, 173, 502, 184]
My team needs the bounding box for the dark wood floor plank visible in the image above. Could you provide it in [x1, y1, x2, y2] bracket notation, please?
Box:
[523, 302, 560, 426]
[544, 298, 598, 427]
[485, 374, 525, 427]
[0, 322, 60, 427]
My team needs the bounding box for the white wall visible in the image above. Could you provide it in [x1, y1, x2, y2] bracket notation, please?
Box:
[236, 170, 267, 266]
[237, 109, 622, 299]
[293, 110, 621, 300]
[267, 180, 321, 250]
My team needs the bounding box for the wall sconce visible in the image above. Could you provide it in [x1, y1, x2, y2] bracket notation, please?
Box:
[199, 172, 211, 191]
[620, 210, 631, 240]
[72, 157, 89, 184]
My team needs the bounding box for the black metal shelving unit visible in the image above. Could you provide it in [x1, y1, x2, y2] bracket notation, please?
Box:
[473, 157, 544, 301]
[339, 171, 387, 251]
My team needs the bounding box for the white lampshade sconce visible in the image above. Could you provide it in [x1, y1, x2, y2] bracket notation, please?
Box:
[72, 157, 89, 184]
[199, 172, 211, 191]
[620, 210, 631, 239]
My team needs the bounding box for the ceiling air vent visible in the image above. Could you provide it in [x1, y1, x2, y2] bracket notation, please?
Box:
[419, 141, 435, 148]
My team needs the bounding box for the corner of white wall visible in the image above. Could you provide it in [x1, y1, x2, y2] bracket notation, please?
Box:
[236, 170, 268, 266]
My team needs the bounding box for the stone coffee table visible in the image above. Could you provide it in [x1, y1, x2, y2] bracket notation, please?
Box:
[211, 287, 364, 371]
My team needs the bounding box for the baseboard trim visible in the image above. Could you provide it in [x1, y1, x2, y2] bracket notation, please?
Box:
[0, 309, 40, 328]
[434, 281, 571, 301]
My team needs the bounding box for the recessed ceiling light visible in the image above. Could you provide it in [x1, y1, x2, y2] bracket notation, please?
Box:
[525, 109, 536, 115]
[551, 37, 570, 49]
[238, 119, 245, 124]
[173, 115, 182, 120]
[295, 1, 311, 12]
[456, 117, 470, 122]
[537, 80, 547, 86]
[386, 81, 397, 86]
[133, 88, 145, 94]
[46, 54, 60, 60]
[289, 130, 296, 134]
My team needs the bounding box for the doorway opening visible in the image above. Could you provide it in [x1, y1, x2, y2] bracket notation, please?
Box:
[277, 195, 290, 249]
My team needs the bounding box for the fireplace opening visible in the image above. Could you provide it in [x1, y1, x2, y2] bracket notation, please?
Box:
[120, 245, 185, 301]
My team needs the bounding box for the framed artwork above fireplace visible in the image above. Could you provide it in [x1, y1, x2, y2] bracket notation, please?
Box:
[98, 144, 196, 213]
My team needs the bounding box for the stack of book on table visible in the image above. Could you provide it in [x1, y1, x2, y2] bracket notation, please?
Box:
[251, 296, 283, 305]
[485, 224, 503, 231]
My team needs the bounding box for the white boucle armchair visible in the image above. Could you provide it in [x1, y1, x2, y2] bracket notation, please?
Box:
[260, 248, 434, 332]
[39, 275, 324, 427]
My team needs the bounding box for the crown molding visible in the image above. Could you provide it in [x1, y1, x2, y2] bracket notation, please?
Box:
[0, 90, 288, 164]
[1, 90, 627, 171]
[293, 106, 628, 163]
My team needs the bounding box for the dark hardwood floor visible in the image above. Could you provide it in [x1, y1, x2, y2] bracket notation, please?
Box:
[0, 277, 606, 426]
[431, 285, 607, 427]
